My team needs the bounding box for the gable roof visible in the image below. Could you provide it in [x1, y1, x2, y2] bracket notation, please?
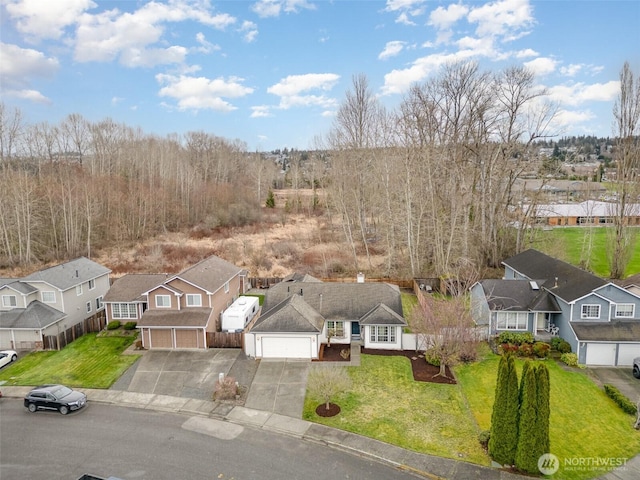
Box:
[478, 279, 562, 312]
[262, 281, 403, 320]
[0, 300, 66, 329]
[250, 294, 324, 333]
[104, 274, 168, 303]
[0, 280, 38, 295]
[572, 321, 640, 342]
[359, 303, 407, 325]
[282, 273, 322, 283]
[21, 257, 111, 291]
[169, 255, 243, 293]
[503, 249, 606, 303]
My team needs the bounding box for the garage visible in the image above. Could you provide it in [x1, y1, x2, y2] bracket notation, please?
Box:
[585, 343, 617, 366]
[150, 329, 172, 348]
[175, 329, 200, 348]
[261, 337, 313, 359]
[617, 344, 640, 366]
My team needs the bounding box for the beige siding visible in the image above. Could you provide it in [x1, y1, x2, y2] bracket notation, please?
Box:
[148, 287, 178, 311]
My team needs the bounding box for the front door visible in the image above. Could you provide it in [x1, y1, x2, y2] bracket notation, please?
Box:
[536, 313, 548, 331]
[351, 321, 360, 339]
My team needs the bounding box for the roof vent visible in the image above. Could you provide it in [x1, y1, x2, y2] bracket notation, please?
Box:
[530, 281, 539, 290]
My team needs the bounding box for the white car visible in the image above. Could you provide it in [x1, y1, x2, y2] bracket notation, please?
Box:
[0, 350, 18, 369]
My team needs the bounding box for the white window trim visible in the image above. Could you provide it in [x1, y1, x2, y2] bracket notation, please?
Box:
[370, 325, 396, 343]
[581, 304, 601, 319]
[155, 295, 171, 308]
[2, 295, 17, 308]
[96, 296, 104, 310]
[86, 301, 92, 313]
[327, 321, 345, 338]
[224, 281, 230, 294]
[88, 279, 95, 290]
[186, 294, 202, 307]
[42, 291, 56, 303]
[614, 303, 635, 318]
[111, 303, 137, 319]
[76, 284, 83, 296]
[496, 311, 528, 330]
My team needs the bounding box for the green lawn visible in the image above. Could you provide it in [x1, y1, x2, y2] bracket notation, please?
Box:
[456, 354, 640, 480]
[303, 355, 489, 465]
[0, 333, 140, 389]
[531, 227, 640, 277]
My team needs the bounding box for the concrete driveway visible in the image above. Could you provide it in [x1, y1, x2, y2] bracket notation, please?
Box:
[589, 366, 640, 403]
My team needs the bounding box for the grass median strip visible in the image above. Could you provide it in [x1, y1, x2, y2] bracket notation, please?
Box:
[0, 333, 140, 389]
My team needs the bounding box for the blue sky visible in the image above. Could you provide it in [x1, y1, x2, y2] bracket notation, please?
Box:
[1, 0, 639, 152]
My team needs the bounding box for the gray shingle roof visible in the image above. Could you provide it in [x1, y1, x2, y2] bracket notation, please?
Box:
[359, 303, 407, 325]
[21, 257, 111, 291]
[572, 321, 640, 342]
[250, 294, 325, 333]
[478, 279, 561, 312]
[503, 249, 606, 302]
[0, 301, 66, 329]
[0, 280, 38, 295]
[104, 274, 168, 302]
[137, 308, 213, 328]
[170, 255, 242, 293]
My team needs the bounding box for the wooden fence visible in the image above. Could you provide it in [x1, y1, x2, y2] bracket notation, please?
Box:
[43, 312, 107, 350]
[207, 331, 243, 348]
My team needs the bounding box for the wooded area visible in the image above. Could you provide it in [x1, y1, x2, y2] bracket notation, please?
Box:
[1, 61, 638, 279]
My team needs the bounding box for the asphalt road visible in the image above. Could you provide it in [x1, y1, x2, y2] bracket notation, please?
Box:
[0, 400, 421, 480]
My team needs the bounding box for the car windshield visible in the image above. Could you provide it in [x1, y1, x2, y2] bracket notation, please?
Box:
[51, 386, 73, 399]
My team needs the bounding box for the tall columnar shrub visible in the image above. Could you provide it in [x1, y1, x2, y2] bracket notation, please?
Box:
[515, 364, 546, 473]
[519, 360, 530, 404]
[489, 355, 519, 465]
[535, 363, 551, 455]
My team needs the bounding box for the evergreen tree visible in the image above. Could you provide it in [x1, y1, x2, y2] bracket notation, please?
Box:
[265, 189, 275, 208]
[489, 355, 519, 465]
[515, 363, 541, 473]
[535, 363, 551, 455]
[519, 360, 530, 404]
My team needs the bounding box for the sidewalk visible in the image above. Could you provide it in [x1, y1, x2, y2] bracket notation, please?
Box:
[3, 385, 638, 480]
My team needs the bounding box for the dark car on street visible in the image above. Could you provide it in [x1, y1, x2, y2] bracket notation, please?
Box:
[24, 384, 87, 415]
[634, 358, 640, 379]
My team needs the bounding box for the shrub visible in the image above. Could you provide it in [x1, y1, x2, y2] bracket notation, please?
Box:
[214, 375, 238, 401]
[517, 343, 534, 357]
[560, 353, 579, 367]
[123, 321, 137, 330]
[603, 384, 637, 415]
[550, 336, 563, 350]
[106, 320, 121, 330]
[478, 430, 491, 449]
[498, 343, 519, 355]
[424, 348, 441, 367]
[497, 331, 534, 346]
[533, 342, 550, 358]
[551, 336, 572, 353]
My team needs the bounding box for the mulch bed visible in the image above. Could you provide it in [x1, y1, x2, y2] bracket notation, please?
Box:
[315, 403, 341, 417]
[319, 345, 456, 385]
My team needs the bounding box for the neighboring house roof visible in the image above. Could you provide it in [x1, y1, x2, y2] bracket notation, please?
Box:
[476, 279, 561, 312]
[0, 301, 66, 329]
[0, 278, 12, 288]
[359, 304, 407, 325]
[137, 308, 212, 328]
[0, 280, 38, 295]
[620, 273, 640, 288]
[503, 249, 606, 303]
[572, 321, 640, 342]
[282, 273, 322, 283]
[21, 257, 111, 291]
[262, 281, 403, 320]
[169, 255, 243, 293]
[250, 294, 325, 333]
[104, 274, 169, 303]
[522, 200, 640, 219]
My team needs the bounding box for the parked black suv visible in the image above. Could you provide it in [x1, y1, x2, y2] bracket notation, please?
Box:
[634, 358, 640, 379]
[24, 384, 87, 415]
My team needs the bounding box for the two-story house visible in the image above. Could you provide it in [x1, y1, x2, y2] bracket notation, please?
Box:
[0, 257, 111, 350]
[135, 255, 246, 349]
[470, 249, 640, 366]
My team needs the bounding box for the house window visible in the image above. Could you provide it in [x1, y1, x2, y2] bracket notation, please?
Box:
[88, 279, 95, 290]
[496, 312, 528, 330]
[96, 296, 104, 310]
[76, 284, 83, 296]
[581, 304, 600, 319]
[42, 291, 56, 303]
[156, 295, 171, 308]
[327, 321, 345, 338]
[186, 294, 202, 307]
[86, 301, 92, 313]
[614, 304, 634, 318]
[2, 295, 17, 308]
[112, 303, 137, 319]
[370, 325, 395, 343]
[224, 282, 230, 293]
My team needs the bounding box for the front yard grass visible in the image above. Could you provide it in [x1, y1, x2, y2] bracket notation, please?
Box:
[0, 333, 140, 389]
[303, 354, 489, 465]
[456, 354, 640, 480]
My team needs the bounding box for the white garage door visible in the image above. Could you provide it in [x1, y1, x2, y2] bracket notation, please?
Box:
[617, 344, 640, 366]
[586, 343, 616, 366]
[262, 337, 312, 359]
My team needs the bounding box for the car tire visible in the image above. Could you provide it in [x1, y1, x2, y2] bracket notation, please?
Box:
[27, 403, 37, 413]
[59, 405, 69, 415]
[633, 365, 640, 379]
[11, 354, 17, 362]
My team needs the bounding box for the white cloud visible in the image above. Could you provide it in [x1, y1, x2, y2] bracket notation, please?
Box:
[385, 0, 426, 24]
[548, 81, 620, 107]
[239, 21, 258, 43]
[156, 74, 254, 112]
[251, 105, 272, 118]
[428, 4, 469, 30]
[560, 63, 604, 77]
[251, 0, 315, 18]
[0, 42, 58, 103]
[194, 32, 219, 54]
[523, 57, 557, 76]
[5, 0, 95, 41]
[467, 0, 534, 40]
[515, 48, 538, 58]
[267, 73, 340, 110]
[379, 41, 405, 60]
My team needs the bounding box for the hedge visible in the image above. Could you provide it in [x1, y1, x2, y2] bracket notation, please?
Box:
[603, 384, 637, 415]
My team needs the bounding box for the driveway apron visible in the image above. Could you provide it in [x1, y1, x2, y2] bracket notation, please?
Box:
[589, 366, 640, 403]
[245, 359, 310, 418]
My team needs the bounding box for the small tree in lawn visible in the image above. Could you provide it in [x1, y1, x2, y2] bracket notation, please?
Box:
[307, 367, 351, 413]
[265, 189, 275, 208]
[409, 294, 479, 378]
[489, 354, 519, 465]
[535, 363, 550, 456]
[515, 363, 542, 474]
